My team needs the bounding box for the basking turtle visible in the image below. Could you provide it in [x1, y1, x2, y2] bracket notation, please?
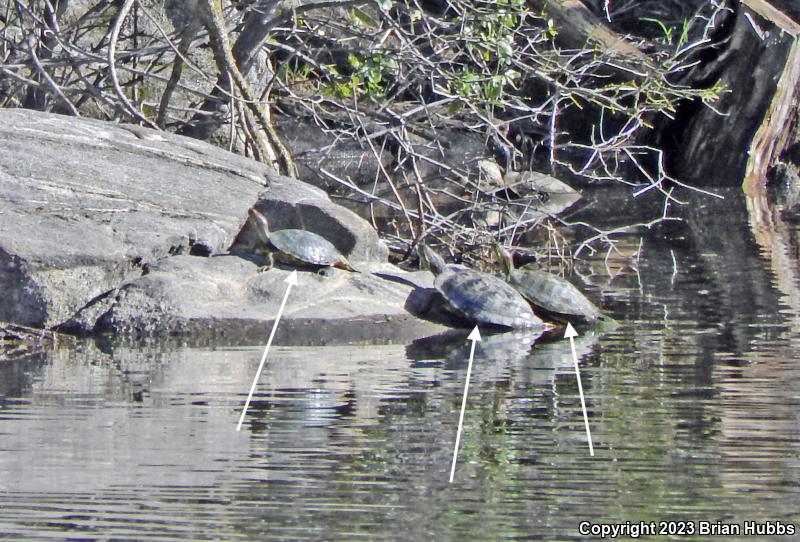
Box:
[247, 209, 356, 272]
[419, 245, 547, 330]
[493, 243, 603, 323]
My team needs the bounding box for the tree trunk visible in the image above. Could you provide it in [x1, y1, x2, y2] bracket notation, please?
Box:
[536, 0, 649, 62]
[537, 1, 800, 190]
[177, 1, 283, 142]
[667, 0, 800, 189]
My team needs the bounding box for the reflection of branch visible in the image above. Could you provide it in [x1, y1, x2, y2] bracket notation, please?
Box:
[0, 0, 725, 263]
[746, 189, 800, 319]
[570, 217, 679, 259]
[569, 187, 683, 258]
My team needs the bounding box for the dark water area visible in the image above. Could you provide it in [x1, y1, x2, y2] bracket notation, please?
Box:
[1, 186, 799, 540]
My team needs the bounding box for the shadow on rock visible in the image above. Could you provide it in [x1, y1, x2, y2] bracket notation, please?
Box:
[402, 287, 473, 329]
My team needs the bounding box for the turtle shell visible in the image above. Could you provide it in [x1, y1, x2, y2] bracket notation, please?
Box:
[268, 229, 346, 267]
[508, 269, 602, 322]
[436, 267, 546, 329]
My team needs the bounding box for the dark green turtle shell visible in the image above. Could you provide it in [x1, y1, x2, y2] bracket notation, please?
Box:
[508, 268, 602, 322]
[268, 229, 347, 267]
[436, 266, 547, 329]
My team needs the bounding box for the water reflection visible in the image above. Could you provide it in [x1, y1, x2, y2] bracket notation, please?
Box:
[2, 187, 800, 539]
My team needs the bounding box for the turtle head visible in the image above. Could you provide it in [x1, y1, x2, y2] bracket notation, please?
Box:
[418, 244, 447, 276]
[247, 208, 271, 244]
[491, 242, 515, 276]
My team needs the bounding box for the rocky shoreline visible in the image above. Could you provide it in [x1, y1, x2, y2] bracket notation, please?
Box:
[0, 109, 448, 343]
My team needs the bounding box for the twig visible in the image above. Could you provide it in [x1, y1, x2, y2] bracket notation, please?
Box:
[25, 34, 79, 115]
[108, 0, 157, 127]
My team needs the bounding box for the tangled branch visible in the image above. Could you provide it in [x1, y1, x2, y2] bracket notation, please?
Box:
[0, 0, 727, 264]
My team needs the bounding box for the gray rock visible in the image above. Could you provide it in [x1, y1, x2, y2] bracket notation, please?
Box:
[63, 256, 445, 341]
[502, 170, 579, 196]
[252, 175, 389, 264]
[411, 129, 490, 180]
[498, 170, 582, 223]
[277, 116, 389, 193]
[0, 109, 407, 339]
[0, 109, 266, 328]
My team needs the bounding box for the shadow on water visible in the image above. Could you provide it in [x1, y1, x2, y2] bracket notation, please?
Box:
[1, 184, 800, 539]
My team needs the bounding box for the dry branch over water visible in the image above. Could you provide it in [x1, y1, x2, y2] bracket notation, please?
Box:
[1, 0, 798, 265]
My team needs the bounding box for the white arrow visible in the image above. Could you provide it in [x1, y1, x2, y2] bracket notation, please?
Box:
[565, 322, 594, 456]
[237, 271, 298, 431]
[450, 325, 482, 482]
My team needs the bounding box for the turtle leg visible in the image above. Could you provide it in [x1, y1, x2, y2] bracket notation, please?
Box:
[257, 252, 274, 272]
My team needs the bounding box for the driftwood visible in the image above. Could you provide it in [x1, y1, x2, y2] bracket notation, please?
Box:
[536, 0, 649, 63]
[742, 1, 800, 192]
[537, 1, 800, 191]
[668, 0, 800, 189]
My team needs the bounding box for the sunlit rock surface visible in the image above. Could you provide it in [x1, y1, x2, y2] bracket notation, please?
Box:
[63, 256, 443, 342]
[0, 109, 440, 340]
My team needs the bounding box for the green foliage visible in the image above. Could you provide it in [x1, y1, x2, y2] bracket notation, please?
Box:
[642, 16, 692, 49]
[349, 7, 377, 27]
[641, 17, 673, 43]
[443, 0, 531, 105]
[277, 60, 316, 85]
[321, 52, 397, 101]
[451, 68, 521, 106]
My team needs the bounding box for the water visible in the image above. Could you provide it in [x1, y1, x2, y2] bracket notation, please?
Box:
[1, 187, 799, 540]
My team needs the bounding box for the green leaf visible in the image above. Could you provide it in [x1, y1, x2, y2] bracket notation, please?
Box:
[350, 7, 376, 26]
[497, 39, 513, 59]
[641, 17, 672, 43]
[347, 53, 362, 69]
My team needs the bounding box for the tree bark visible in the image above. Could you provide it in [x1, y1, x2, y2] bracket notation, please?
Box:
[667, 0, 800, 189]
[536, 0, 649, 62]
[177, 1, 284, 142]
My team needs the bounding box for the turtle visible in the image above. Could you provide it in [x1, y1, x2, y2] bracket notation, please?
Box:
[247, 209, 357, 272]
[492, 243, 604, 323]
[418, 244, 548, 330]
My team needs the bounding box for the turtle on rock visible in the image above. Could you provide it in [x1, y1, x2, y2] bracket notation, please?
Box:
[492, 243, 604, 324]
[418, 244, 549, 330]
[247, 209, 356, 273]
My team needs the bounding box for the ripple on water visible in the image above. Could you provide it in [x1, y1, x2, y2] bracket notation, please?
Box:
[2, 216, 800, 539]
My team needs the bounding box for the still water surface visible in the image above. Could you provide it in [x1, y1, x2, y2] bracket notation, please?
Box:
[1, 188, 799, 540]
